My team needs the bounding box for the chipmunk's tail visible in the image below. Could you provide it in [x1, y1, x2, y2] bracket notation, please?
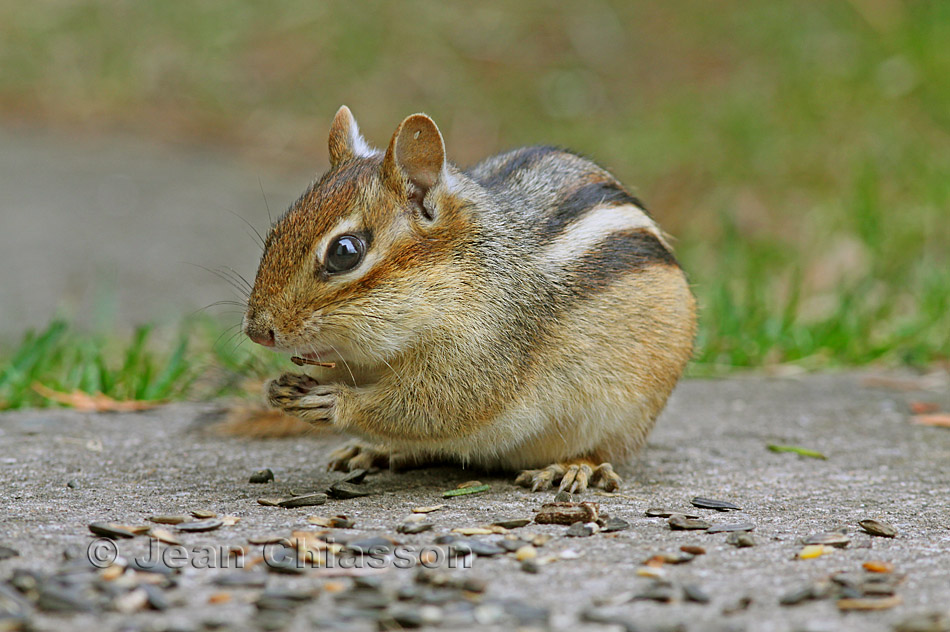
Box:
[206, 405, 327, 439]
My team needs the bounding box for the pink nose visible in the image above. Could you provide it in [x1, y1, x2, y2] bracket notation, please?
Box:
[246, 326, 275, 347]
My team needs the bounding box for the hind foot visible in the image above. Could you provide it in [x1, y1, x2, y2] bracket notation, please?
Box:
[515, 460, 622, 494]
[327, 441, 432, 473]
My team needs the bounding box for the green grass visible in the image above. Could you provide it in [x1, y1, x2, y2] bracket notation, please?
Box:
[0, 1, 948, 407]
[0, 319, 285, 410]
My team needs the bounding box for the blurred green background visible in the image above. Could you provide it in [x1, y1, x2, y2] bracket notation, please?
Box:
[1, 0, 948, 407]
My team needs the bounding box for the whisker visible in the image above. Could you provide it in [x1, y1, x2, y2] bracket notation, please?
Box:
[321, 341, 357, 388]
[259, 177, 273, 226]
[184, 262, 251, 298]
[225, 208, 266, 251]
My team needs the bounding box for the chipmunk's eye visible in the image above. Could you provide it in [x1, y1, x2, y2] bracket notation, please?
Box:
[325, 235, 365, 273]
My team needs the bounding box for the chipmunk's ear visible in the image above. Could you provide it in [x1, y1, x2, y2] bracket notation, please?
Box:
[382, 113, 446, 219]
[328, 105, 373, 167]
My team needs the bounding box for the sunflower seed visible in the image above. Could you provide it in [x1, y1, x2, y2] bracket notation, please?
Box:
[147, 515, 189, 525]
[191, 510, 217, 519]
[683, 584, 711, 604]
[566, 522, 596, 537]
[492, 517, 531, 529]
[707, 522, 754, 534]
[328, 482, 371, 499]
[726, 533, 756, 547]
[249, 469, 275, 484]
[858, 519, 897, 538]
[646, 507, 699, 519]
[449, 539, 505, 557]
[668, 515, 710, 531]
[690, 497, 741, 511]
[602, 517, 630, 532]
[802, 532, 850, 548]
[176, 519, 223, 532]
[397, 522, 433, 535]
[277, 493, 328, 508]
[88, 522, 136, 539]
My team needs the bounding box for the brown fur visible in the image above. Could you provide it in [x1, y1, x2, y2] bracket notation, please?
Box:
[241, 106, 697, 490]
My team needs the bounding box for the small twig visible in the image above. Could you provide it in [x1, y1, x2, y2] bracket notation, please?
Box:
[290, 356, 336, 369]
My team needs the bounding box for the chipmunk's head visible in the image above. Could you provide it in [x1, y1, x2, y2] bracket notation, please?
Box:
[243, 106, 472, 365]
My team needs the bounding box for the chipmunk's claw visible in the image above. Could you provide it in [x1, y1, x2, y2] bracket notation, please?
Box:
[266, 373, 337, 423]
[516, 461, 622, 494]
[328, 442, 390, 472]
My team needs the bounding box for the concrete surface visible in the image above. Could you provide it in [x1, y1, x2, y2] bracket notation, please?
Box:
[2, 373, 950, 631]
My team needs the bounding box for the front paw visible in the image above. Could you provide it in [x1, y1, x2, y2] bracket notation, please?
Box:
[265, 374, 337, 424]
[266, 373, 319, 408]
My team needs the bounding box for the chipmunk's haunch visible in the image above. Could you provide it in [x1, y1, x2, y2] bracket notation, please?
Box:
[243, 106, 696, 493]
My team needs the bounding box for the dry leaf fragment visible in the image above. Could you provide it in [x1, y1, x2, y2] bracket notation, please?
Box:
[912, 414, 950, 428]
[32, 382, 161, 412]
[909, 401, 940, 414]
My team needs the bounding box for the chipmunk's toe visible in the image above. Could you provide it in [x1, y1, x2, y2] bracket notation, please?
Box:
[266, 373, 319, 409]
[515, 461, 622, 493]
[328, 442, 391, 472]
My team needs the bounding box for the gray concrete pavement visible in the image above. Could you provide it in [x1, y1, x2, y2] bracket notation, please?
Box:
[2, 373, 950, 631]
[0, 126, 313, 334]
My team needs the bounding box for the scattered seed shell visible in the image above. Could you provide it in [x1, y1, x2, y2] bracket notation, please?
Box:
[566, 522, 596, 537]
[452, 527, 496, 536]
[278, 493, 328, 508]
[327, 482, 371, 499]
[412, 505, 444, 514]
[177, 519, 224, 532]
[249, 469, 275, 484]
[191, 510, 217, 519]
[858, 519, 898, 538]
[803, 532, 851, 548]
[707, 522, 754, 534]
[690, 497, 741, 511]
[727, 532, 756, 547]
[837, 595, 903, 611]
[147, 515, 189, 525]
[646, 508, 695, 518]
[668, 514, 710, 531]
[680, 545, 706, 555]
[148, 528, 181, 545]
[88, 522, 137, 539]
[257, 497, 283, 507]
[683, 584, 711, 604]
[397, 522, 433, 535]
[602, 517, 630, 532]
[492, 518, 531, 529]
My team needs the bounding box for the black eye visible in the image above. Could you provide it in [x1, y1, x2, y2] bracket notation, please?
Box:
[325, 235, 365, 273]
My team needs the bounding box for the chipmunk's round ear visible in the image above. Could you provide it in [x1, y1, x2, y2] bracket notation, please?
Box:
[382, 114, 446, 216]
[328, 105, 374, 167]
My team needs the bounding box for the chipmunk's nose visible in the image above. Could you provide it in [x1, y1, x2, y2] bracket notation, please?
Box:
[244, 311, 276, 347]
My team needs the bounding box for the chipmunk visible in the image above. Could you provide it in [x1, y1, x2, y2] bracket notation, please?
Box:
[242, 106, 696, 493]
